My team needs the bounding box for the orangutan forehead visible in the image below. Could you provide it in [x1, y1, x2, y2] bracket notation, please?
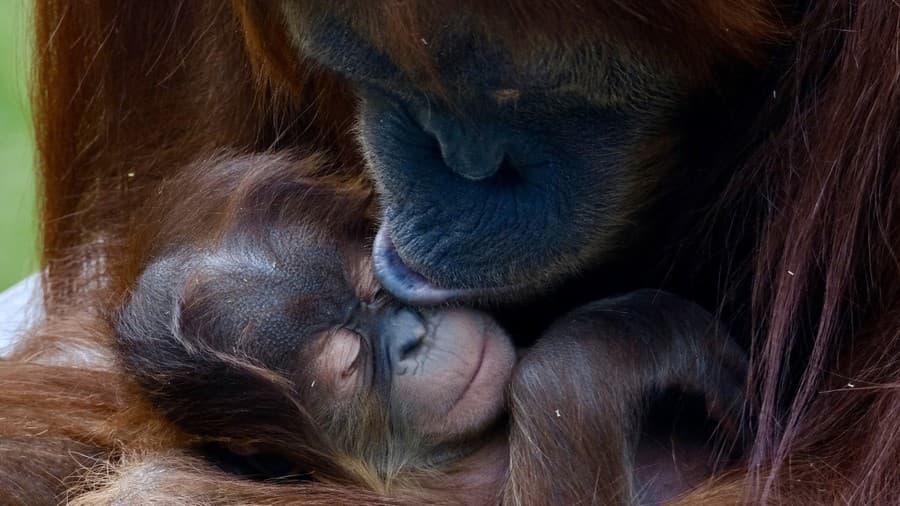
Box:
[282, 8, 672, 104]
[280, 0, 782, 89]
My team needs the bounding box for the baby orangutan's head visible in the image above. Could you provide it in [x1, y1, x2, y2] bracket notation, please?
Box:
[115, 163, 516, 488]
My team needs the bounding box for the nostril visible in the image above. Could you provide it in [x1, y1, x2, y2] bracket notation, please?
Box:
[429, 123, 505, 181]
[494, 154, 524, 184]
[398, 333, 425, 360]
[387, 308, 428, 362]
[442, 144, 505, 181]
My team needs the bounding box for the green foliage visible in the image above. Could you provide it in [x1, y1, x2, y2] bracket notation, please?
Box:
[0, 1, 36, 291]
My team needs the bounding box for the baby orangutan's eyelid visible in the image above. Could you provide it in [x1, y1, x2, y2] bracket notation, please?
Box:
[341, 355, 361, 378]
[317, 329, 364, 384]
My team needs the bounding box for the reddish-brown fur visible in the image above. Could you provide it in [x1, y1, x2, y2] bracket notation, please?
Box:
[8, 0, 899, 504]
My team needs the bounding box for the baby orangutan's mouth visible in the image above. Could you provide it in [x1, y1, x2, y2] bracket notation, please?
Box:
[446, 333, 487, 414]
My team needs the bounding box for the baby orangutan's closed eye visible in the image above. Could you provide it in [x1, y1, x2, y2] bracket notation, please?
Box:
[315, 329, 364, 395]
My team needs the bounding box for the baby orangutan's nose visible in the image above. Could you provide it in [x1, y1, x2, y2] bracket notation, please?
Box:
[384, 307, 428, 364]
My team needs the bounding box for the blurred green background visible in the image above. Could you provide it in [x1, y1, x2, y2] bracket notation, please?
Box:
[0, 1, 37, 292]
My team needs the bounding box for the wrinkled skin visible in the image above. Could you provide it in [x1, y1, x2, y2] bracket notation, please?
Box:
[280, 5, 730, 303]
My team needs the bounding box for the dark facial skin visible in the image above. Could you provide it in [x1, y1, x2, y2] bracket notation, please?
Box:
[280, 7, 698, 303]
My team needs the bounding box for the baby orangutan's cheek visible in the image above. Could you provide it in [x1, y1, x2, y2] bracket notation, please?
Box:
[391, 309, 516, 439]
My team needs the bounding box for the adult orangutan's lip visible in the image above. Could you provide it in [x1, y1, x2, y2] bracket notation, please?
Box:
[372, 224, 478, 306]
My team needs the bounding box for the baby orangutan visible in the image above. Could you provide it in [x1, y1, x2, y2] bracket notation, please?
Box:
[111, 154, 747, 505]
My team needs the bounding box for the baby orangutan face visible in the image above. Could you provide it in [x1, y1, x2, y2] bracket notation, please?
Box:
[117, 217, 516, 480]
[302, 239, 517, 444]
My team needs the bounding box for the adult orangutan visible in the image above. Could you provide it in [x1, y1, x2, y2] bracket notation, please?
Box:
[4, 0, 898, 504]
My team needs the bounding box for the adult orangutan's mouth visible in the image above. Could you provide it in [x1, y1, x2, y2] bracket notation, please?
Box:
[372, 224, 481, 306]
